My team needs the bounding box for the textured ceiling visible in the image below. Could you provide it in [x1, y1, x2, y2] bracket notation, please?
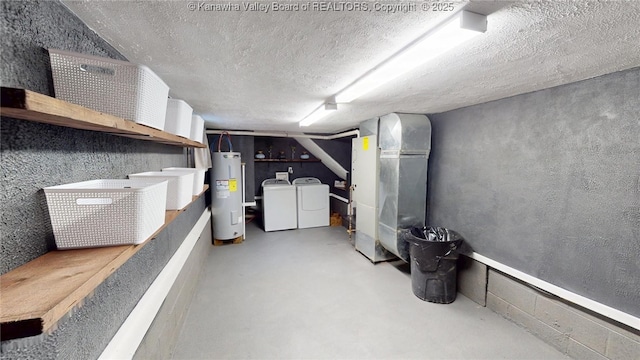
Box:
[62, 0, 640, 133]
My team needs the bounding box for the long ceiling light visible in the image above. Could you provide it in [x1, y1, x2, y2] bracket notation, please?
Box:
[299, 102, 338, 127]
[335, 10, 487, 103]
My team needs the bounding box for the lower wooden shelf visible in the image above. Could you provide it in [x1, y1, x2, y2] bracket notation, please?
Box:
[0, 185, 209, 340]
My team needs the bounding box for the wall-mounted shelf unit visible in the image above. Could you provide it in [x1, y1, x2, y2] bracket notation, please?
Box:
[0, 185, 208, 341]
[0, 87, 206, 148]
[254, 159, 321, 163]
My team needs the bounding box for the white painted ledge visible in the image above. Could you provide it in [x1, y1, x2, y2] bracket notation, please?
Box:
[329, 192, 349, 203]
[470, 252, 640, 330]
[99, 209, 211, 360]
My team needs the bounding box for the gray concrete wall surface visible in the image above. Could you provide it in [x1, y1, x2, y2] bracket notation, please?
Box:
[427, 67, 640, 318]
[0, 0, 126, 95]
[0, 0, 186, 274]
[1, 1, 206, 358]
[312, 136, 353, 199]
[213, 134, 353, 221]
[207, 134, 352, 204]
[253, 136, 352, 199]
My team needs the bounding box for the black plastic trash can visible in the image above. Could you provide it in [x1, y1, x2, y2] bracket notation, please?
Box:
[402, 227, 464, 304]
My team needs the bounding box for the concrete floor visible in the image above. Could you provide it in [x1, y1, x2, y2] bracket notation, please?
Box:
[173, 223, 570, 359]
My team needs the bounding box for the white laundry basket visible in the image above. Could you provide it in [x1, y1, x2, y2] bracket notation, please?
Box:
[128, 171, 194, 210]
[44, 179, 168, 249]
[162, 167, 207, 196]
[190, 115, 205, 143]
[48, 49, 169, 130]
[165, 99, 193, 138]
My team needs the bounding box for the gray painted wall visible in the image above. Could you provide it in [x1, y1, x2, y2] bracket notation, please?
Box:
[208, 134, 352, 226]
[253, 136, 352, 199]
[0, 0, 126, 95]
[427, 67, 640, 317]
[1, 0, 186, 274]
[208, 134, 352, 202]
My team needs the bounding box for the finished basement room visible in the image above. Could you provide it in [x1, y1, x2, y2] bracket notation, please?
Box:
[1, 1, 639, 359]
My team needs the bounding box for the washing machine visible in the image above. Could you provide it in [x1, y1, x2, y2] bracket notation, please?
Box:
[261, 179, 297, 232]
[293, 177, 330, 229]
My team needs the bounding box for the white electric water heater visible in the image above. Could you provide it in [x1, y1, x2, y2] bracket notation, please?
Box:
[211, 152, 243, 241]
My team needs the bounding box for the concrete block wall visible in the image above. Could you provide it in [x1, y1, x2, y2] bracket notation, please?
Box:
[134, 220, 212, 359]
[457, 255, 488, 306]
[457, 261, 640, 360]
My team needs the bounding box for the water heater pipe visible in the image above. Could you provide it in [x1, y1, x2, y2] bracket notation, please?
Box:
[206, 129, 360, 140]
[241, 162, 246, 240]
[206, 129, 355, 180]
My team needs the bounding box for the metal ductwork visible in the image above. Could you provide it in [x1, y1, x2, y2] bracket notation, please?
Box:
[352, 113, 431, 262]
[293, 137, 348, 180]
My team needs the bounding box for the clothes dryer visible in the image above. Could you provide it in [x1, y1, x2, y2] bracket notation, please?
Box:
[293, 177, 329, 229]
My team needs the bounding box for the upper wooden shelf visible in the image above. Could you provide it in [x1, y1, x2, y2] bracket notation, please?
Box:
[0, 185, 209, 341]
[0, 87, 207, 148]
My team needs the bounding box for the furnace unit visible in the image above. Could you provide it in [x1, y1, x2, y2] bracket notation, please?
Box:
[352, 113, 431, 262]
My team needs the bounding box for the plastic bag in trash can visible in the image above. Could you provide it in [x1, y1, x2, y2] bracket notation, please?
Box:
[423, 227, 464, 244]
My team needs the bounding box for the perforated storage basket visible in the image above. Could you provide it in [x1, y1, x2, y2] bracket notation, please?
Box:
[44, 179, 168, 249]
[162, 167, 207, 196]
[48, 49, 169, 130]
[190, 115, 205, 143]
[128, 171, 195, 210]
[165, 99, 193, 138]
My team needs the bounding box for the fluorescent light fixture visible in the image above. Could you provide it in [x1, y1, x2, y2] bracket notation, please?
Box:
[299, 102, 338, 127]
[335, 10, 487, 103]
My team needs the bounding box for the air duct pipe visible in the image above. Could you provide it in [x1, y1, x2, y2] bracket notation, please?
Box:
[205, 129, 359, 140]
[293, 137, 348, 180]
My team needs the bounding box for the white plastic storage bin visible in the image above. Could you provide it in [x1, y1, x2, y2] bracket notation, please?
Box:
[48, 49, 169, 130]
[128, 171, 194, 210]
[44, 179, 168, 249]
[190, 115, 205, 143]
[162, 167, 207, 196]
[165, 99, 193, 138]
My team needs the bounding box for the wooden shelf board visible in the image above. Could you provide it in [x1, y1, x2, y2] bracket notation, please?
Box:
[0, 87, 206, 148]
[0, 185, 209, 340]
